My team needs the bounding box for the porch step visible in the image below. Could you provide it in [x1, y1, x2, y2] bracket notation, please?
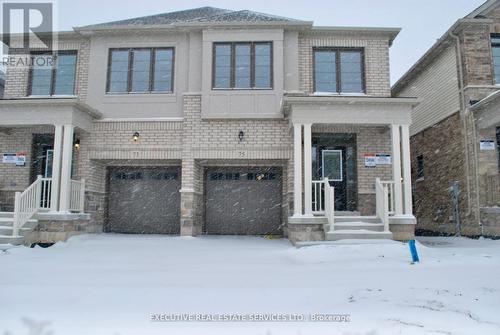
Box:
[0, 212, 14, 218]
[0, 226, 31, 236]
[0, 215, 38, 245]
[333, 216, 381, 224]
[0, 234, 24, 245]
[332, 221, 385, 232]
[326, 230, 393, 241]
[0, 218, 38, 228]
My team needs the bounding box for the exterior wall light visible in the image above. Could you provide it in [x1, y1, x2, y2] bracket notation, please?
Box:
[74, 139, 80, 150]
[238, 131, 244, 142]
[133, 132, 140, 142]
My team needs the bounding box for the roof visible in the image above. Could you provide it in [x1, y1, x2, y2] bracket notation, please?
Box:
[466, 0, 499, 18]
[79, 6, 304, 30]
[392, 0, 499, 95]
[469, 89, 500, 111]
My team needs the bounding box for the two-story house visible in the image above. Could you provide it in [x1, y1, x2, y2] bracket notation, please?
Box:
[0, 7, 418, 245]
[393, 0, 500, 237]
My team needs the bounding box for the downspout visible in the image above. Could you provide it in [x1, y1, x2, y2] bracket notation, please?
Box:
[448, 30, 478, 229]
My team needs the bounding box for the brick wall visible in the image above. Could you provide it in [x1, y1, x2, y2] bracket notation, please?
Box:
[459, 24, 494, 87]
[299, 32, 391, 97]
[410, 112, 476, 235]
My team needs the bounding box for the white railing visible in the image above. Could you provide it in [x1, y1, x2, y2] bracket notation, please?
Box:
[375, 178, 390, 232]
[324, 178, 335, 232]
[312, 180, 325, 214]
[12, 175, 52, 237]
[12, 176, 86, 236]
[380, 181, 395, 215]
[69, 179, 85, 213]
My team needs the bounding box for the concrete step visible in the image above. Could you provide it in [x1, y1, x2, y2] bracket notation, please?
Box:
[0, 226, 31, 236]
[334, 211, 361, 216]
[332, 221, 385, 232]
[0, 234, 24, 245]
[326, 229, 393, 241]
[0, 212, 14, 218]
[333, 216, 381, 223]
[0, 218, 37, 229]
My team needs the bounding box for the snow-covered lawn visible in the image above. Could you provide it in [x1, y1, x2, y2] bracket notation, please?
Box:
[1, 235, 500, 335]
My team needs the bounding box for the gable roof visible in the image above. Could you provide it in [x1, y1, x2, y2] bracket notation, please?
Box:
[80, 6, 304, 30]
[466, 0, 499, 18]
[392, 0, 498, 95]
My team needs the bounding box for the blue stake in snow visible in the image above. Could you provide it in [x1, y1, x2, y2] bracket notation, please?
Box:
[408, 240, 420, 263]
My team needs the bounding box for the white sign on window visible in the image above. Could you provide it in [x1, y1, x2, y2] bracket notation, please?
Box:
[376, 154, 392, 165]
[2, 153, 17, 164]
[480, 140, 496, 151]
[364, 154, 376, 167]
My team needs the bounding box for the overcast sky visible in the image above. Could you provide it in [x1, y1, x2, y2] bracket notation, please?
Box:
[4, 0, 488, 84]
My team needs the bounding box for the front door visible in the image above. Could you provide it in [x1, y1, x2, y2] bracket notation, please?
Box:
[313, 133, 357, 212]
[31, 134, 54, 183]
[322, 148, 347, 211]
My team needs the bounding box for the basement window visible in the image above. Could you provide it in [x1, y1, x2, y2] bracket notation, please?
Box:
[416, 155, 425, 180]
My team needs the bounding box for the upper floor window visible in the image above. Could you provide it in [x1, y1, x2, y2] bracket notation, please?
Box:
[313, 48, 365, 94]
[29, 51, 77, 96]
[497, 127, 500, 172]
[107, 48, 174, 93]
[213, 42, 272, 89]
[491, 35, 500, 84]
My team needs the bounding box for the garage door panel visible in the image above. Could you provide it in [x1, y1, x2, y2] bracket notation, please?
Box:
[107, 167, 181, 234]
[205, 168, 282, 235]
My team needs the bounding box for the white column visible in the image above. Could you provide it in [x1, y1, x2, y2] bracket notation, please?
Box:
[50, 125, 63, 212]
[391, 124, 403, 215]
[59, 125, 74, 212]
[303, 123, 313, 216]
[401, 125, 413, 215]
[293, 123, 303, 217]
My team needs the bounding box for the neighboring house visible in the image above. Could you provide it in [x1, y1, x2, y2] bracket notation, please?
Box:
[393, 0, 500, 237]
[0, 7, 418, 245]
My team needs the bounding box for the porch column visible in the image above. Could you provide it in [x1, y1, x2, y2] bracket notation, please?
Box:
[391, 124, 403, 215]
[303, 123, 313, 216]
[293, 123, 303, 217]
[401, 125, 413, 215]
[49, 124, 63, 212]
[59, 125, 74, 212]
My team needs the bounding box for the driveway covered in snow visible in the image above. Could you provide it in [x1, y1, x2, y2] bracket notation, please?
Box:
[1, 235, 500, 335]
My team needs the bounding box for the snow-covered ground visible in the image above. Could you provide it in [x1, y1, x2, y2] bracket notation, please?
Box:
[1, 235, 499, 335]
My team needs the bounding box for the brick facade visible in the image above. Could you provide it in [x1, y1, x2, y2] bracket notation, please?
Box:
[0, 22, 407, 239]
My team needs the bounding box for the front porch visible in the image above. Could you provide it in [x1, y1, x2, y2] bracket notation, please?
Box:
[0, 99, 101, 244]
[282, 95, 419, 242]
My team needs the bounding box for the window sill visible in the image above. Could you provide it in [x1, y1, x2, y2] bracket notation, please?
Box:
[105, 91, 174, 96]
[211, 88, 273, 91]
[416, 177, 425, 183]
[312, 92, 367, 96]
[26, 95, 77, 99]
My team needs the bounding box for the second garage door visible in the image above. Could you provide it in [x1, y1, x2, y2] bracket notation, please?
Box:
[205, 167, 282, 235]
[107, 167, 181, 234]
